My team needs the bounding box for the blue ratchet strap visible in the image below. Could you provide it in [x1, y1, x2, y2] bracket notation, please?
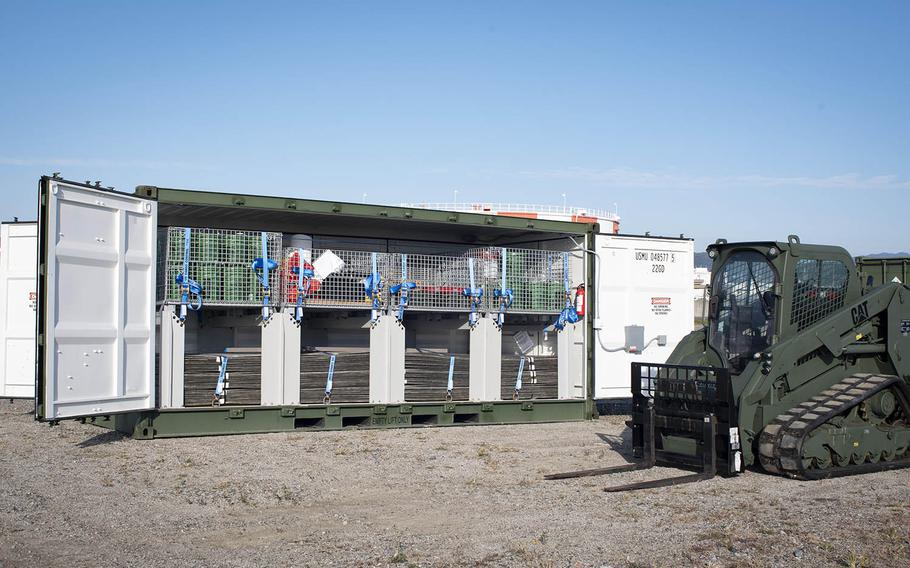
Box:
[461, 258, 484, 326]
[513, 356, 526, 399]
[293, 248, 314, 322]
[550, 252, 579, 331]
[213, 351, 229, 405]
[493, 247, 513, 325]
[175, 228, 203, 321]
[251, 232, 278, 320]
[324, 354, 336, 403]
[389, 254, 417, 321]
[363, 252, 383, 322]
[446, 355, 455, 401]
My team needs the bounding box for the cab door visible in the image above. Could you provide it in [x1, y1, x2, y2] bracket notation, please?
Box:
[36, 178, 157, 420]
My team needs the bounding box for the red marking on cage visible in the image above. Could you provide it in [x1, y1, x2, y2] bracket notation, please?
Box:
[285, 251, 320, 302]
[651, 297, 671, 305]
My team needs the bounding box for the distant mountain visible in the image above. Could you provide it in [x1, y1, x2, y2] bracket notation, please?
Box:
[693, 251, 908, 268]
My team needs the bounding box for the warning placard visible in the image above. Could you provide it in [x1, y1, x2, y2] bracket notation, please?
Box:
[651, 297, 671, 316]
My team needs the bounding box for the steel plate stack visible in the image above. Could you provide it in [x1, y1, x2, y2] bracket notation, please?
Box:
[404, 352, 470, 401]
[184, 352, 262, 406]
[500, 355, 558, 400]
[300, 351, 370, 404]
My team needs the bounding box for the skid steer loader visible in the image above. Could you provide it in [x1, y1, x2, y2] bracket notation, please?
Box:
[548, 236, 910, 491]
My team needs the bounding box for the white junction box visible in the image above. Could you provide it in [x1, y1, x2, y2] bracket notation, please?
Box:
[593, 234, 694, 399]
[0, 221, 38, 398]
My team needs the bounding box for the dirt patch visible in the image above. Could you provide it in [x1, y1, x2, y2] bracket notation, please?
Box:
[1, 400, 907, 567]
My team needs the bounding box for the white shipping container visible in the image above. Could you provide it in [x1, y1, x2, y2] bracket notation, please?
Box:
[593, 234, 694, 399]
[0, 222, 38, 398]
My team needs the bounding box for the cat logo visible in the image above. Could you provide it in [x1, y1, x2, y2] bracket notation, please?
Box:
[851, 301, 870, 326]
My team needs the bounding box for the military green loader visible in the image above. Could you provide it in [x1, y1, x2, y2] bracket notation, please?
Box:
[548, 236, 910, 491]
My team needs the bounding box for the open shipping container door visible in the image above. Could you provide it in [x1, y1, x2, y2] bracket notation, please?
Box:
[36, 179, 157, 419]
[0, 222, 38, 398]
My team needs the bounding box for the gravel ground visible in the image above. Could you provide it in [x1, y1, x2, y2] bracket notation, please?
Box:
[1, 399, 908, 568]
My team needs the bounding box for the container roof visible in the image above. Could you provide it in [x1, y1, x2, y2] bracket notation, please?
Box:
[138, 185, 593, 244]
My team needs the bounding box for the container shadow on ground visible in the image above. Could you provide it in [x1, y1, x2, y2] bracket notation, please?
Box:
[76, 430, 128, 448]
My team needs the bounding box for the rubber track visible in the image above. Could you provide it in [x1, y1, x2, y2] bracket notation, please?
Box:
[758, 373, 910, 480]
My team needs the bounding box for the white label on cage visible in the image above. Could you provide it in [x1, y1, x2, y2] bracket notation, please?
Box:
[312, 249, 346, 280]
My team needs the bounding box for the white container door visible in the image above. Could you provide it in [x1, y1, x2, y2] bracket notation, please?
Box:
[593, 234, 694, 399]
[0, 222, 38, 398]
[39, 179, 157, 419]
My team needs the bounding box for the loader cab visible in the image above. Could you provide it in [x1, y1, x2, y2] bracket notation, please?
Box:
[705, 236, 860, 374]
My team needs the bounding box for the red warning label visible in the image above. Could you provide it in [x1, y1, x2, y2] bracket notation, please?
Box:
[651, 297, 671, 316]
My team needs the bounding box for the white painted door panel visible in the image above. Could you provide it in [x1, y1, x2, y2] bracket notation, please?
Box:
[42, 181, 156, 419]
[0, 222, 38, 398]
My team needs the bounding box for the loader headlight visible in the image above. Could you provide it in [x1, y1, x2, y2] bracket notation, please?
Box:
[707, 248, 717, 259]
[768, 246, 779, 258]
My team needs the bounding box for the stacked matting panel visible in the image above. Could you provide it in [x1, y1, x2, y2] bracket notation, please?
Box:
[500, 355, 558, 400]
[184, 353, 262, 406]
[404, 352, 470, 401]
[300, 352, 371, 404]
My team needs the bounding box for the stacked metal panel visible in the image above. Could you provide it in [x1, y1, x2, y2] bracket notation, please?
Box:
[500, 355, 558, 400]
[184, 353, 262, 406]
[404, 352, 470, 401]
[163, 228, 283, 307]
[300, 351, 370, 404]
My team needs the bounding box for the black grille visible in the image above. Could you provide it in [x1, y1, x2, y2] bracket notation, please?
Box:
[790, 259, 849, 330]
[710, 252, 777, 372]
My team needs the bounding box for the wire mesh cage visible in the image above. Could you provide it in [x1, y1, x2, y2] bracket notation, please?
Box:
[277, 246, 573, 314]
[163, 227, 283, 307]
[301, 248, 386, 310]
[466, 247, 569, 314]
[387, 253, 476, 312]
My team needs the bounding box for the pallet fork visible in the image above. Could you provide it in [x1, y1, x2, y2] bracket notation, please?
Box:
[546, 363, 738, 492]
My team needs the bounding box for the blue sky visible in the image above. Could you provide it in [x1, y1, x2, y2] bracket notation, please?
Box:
[1, 1, 908, 254]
